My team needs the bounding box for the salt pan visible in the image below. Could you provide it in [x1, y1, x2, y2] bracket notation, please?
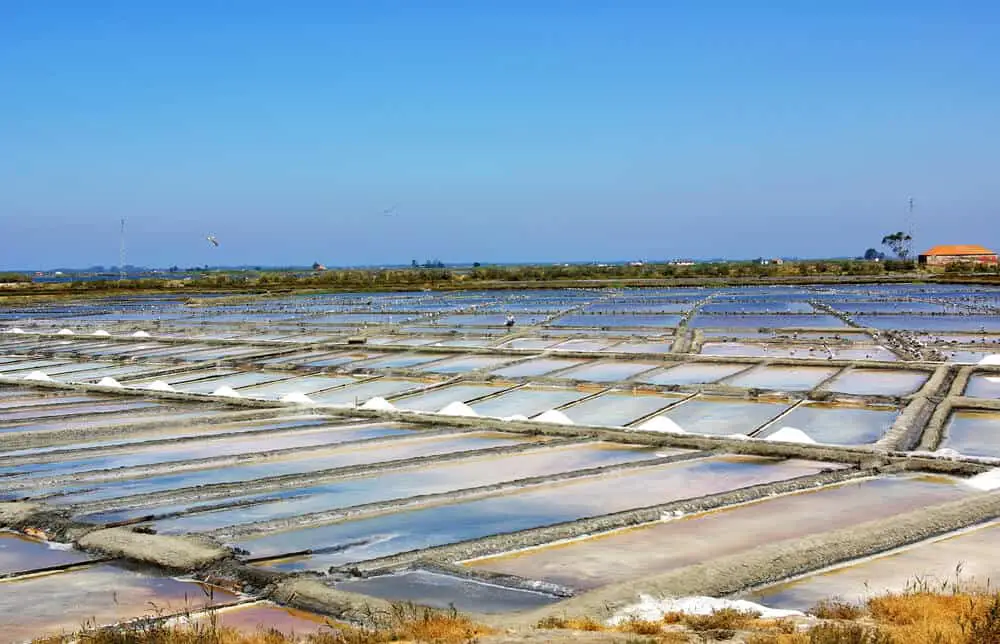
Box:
[280, 392, 315, 405]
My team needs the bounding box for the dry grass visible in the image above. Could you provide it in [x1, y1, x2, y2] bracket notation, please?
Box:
[33, 602, 490, 644]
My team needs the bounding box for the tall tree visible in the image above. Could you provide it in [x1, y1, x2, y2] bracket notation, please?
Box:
[881, 232, 913, 259]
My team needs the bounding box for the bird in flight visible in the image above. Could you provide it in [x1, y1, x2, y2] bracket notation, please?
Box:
[206, 235, 219, 247]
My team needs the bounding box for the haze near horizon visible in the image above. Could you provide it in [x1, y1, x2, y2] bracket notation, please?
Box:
[2, 1, 998, 270]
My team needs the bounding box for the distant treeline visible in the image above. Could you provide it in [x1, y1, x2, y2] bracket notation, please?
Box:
[7, 258, 998, 295]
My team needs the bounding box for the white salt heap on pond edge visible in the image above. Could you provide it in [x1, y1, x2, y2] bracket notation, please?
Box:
[97, 377, 122, 388]
[979, 355, 1000, 383]
[764, 426, 816, 444]
[23, 371, 54, 382]
[502, 414, 530, 422]
[212, 386, 243, 398]
[132, 330, 151, 337]
[438, 401, 479, 417]
[144, 380, 175, 392]
[280, 392, 315, 405]
[361, 397, 396, 411]
[533, 409, 574, 425]
[7, 327, 25, 334]
[56, 328, 74, 335]
[92, 329, 111, 336]
[608, 595, 804, 625]
[636, 416, 686, 434]
[964, 469, 1000, 491]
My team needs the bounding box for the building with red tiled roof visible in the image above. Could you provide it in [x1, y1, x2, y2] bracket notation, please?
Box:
[918, 244, 998, 267]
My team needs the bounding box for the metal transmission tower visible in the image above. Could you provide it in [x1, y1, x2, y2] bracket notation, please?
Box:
[119, 218, 126, 281]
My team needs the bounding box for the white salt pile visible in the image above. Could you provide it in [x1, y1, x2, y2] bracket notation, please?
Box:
[212, 386, 243, 398]
[979, 355, 1000, 383]
[533, 409, 575, 425]
[56, 328, 74, 335]
[502, 414, 530, 422]
[144, 380, 176, 392]
[280, 392, 315, 405]
[964, 468, 1000, 491]
[636, 416, 686, 434]
[764, 426, 817, 444]
[92, 329, 111, 336]
[608, 595, 803, 626]
[96, 377, 122, 388]
[361, 397, 396, 411]
[438, 401, 479, 417]
[726, 433, 751, 441]
[23, 371, 54, 382]
[131, 330, 151, 338]
[7, 328, 25, 334]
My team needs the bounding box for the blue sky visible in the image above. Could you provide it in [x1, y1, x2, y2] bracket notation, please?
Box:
[2, 1, 998, 269]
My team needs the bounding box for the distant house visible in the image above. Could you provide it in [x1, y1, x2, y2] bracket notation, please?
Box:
[918, 245, 998, 267]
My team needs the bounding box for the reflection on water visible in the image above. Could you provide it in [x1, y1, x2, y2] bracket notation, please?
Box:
[470, 475, 965, 589]
[242, 455, 832, 570]
[337, 570, 560, 613]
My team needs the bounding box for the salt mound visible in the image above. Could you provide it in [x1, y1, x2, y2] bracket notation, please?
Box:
[765, 426, 817, 445]
[132, 330, 151, 338]
[979, 355, 1000, 384]
[637, 416, 686, 434]
[502, 414, 530, 422]
[533, 409, 575, 425]
[212, 386, 243, 398]
[144, 380, 176, 392]
[964, 468, 1000, 491]
[56, 328, 74, 335]
[934, 447, 963, 459]
[7, 327, 25, 334]
[609, 595, 803, 625]
[437, 401, 479, 417]
[361, 396, 396, 411]
[92, 329, 111, 336]
[726, 433, 751, 441]
[97, 377, 123, 388]
[280, 392, 315, 405]
[23, 371, 54, 382]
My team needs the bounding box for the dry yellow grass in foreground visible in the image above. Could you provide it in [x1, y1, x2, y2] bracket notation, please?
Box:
[28, 581, 1000, 644]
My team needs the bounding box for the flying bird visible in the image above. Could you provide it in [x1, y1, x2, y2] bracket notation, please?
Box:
[206, 235, 219, 247]
[382, 204, 399, 217]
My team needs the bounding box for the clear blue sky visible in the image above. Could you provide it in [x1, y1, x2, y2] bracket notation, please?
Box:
[2, 1, 998, 269]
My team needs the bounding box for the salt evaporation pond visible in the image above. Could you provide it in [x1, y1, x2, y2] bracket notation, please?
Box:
[746, 521, 1000, 611]
[939, 411, 1000, 459]
[0, 562, 237, 642]
[468, 475, 962, 589]
[147, 442, 669, 534]
[337, 570, 560, 613]
[756, 403, 899, 445]
[36, 431, 532, 505]
[240, 455, 833, 571]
